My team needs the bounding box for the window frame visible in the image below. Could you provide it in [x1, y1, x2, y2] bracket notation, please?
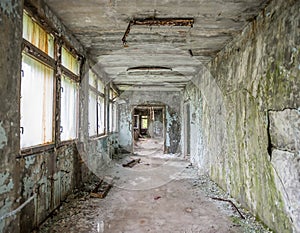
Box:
[59, 46, 80, 143]
[20, 9, 82, 155]
[20, 11, 56, 152]
[88, 69, 106, 138]
[108, 88, 118, 133]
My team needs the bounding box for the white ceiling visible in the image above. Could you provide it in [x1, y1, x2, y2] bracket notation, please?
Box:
[46, 0, 269, 91]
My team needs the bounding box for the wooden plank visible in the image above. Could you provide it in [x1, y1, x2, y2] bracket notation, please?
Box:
[90, 180, 113, 199]
[122, 158, 141, 168]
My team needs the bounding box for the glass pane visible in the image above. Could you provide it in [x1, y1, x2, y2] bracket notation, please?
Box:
[113, 102, 118, 132]
[109, 89, 113, 100]
[89, 70, 97, 88]
[98, 79, 105, 93]
[109, 103, 113, 132]
[21, 53, 54, 148]
[61, 47, 79, 75]
[141, 116, 148, 129]
[88, 90, 97, 136]
[97, 96, 105, 134]
[23, 12, 54, 58]
[61, 75, 78, 141]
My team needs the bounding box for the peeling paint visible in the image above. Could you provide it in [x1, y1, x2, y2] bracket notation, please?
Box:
[0, 198, 13, 232]
[0, 121, 7, 149]
[25, 156, 36, 169]
[0, 172, 14, 195]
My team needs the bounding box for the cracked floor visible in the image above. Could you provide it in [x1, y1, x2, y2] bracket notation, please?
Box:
[37, 138, 272, 233]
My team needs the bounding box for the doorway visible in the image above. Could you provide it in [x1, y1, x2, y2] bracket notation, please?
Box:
[132, 105, 166, 155]
[184, 103, 191, 158]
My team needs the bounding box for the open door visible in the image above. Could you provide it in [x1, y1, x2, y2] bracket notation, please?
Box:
[132, 105, 166, 154]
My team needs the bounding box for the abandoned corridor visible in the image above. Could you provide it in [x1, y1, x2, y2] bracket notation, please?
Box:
[0, 0, 299, 233]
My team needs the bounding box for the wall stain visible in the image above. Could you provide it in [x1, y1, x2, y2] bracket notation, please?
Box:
[0, 121, 7, 149]
[0, 0, 19, 18]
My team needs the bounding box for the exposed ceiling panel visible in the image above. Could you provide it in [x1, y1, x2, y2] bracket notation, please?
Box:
[46, 0, 269, 91]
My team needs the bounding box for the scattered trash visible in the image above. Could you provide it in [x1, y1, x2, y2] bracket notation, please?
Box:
[122, 158, 141, 168]
[154, 196, 161, 200]
[90, 180, 113, 199]
[185, 207, 192, 213]
[186, 163, 193, 168]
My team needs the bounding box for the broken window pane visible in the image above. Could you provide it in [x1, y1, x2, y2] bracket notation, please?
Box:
[21, 53, 54, 148]
[60, 75, 78, 141]
[23, 11, 54, 57]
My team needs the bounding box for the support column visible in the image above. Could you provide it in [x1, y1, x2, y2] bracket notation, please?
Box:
[0, 1, 23, 233]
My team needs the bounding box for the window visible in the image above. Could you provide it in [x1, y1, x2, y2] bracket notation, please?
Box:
[109, 88, 118, 133]
[20, 54, 54, 148]
[88, 70, 105, 137]
[20, 11, 55, 148]
[141, 116, 148, 129]
[21, 10, 81, 149]
[60, 47, 80, 141]
[23, 11, 54, 58]
[60, 75, 79, 141]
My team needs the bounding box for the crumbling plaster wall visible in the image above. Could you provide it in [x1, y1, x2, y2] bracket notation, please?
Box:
[0, 1, 111, 232]
[190, 0, 299, 232]
[118, 91, 182, 154]
[0, 1, 23, 233]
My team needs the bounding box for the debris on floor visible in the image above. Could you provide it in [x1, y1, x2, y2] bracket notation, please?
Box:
[122, 158, 141, 168]
[211, 197, 245, 219]
[37, 140, 273, 233]
[154, 195, 161, 200]
[185, 207, 192, 213]
[90, 180, 113, 199]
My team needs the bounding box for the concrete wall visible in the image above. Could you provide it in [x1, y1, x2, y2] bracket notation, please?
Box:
[0, 1, 23, 233]
[189, 0, 300, 232]
[118, 91, 182, 154]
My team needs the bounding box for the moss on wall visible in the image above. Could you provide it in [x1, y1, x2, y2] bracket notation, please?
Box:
[194, 0, 299, 232]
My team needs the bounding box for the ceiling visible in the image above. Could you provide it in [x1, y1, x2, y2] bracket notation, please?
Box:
[46, 0, 269, 91]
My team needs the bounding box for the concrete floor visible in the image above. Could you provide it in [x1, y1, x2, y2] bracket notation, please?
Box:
[38, 138, 271, 233]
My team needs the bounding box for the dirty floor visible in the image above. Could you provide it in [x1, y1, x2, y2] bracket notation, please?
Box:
[38, 138, 271, 233]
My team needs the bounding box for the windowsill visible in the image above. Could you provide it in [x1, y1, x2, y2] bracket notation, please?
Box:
[58, 139, 77, 148]
[107, 131, 119, 135]
[88, 134, 107, 142]
[18, 143, 55, 158]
